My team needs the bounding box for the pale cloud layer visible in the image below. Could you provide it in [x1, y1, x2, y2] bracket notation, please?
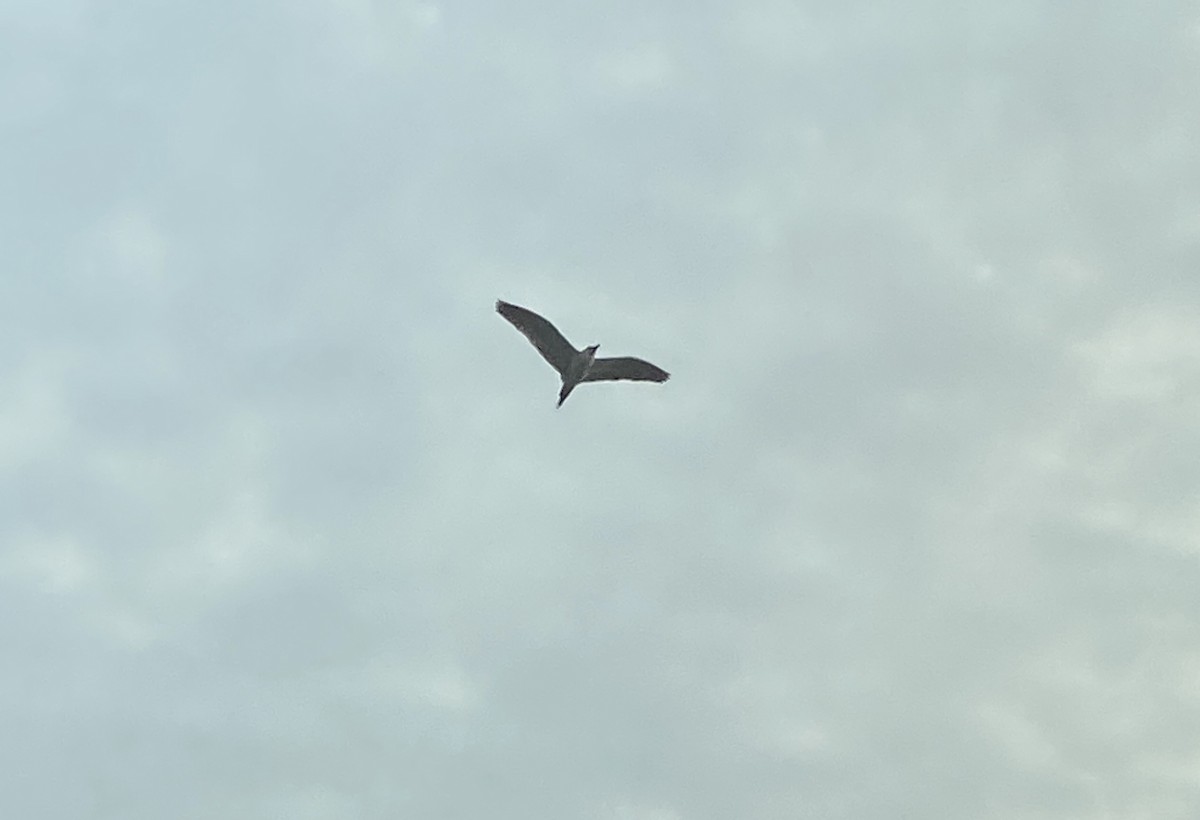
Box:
[2, 1, 1199, 818]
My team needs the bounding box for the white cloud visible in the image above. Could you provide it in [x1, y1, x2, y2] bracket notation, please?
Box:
[0, 532, 96, 595]
[97, 208, 169, 283]
[1073, 304, 1200, 403]
[731, 1, 824, 65]
[978, 700, 1065, 774]
[332, 655, 483, 712]
[610, 803, 682, 820]
[3, 1, 1200, 818]
[318, 0, 442, 70]
[595, 46, 676, 93]
[0, 351, 73, 469]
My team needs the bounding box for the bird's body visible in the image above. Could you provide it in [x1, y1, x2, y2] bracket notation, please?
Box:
[557, 343, 600, 406]
[495, 300, 669, 407]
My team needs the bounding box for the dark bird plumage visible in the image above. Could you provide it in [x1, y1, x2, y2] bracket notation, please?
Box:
[495, 299, 670, 407]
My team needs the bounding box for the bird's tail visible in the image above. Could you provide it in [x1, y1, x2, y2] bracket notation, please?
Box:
[557, 382, 576, 407]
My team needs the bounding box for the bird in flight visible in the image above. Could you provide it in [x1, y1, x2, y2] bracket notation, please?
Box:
[496, 299, 670, 407]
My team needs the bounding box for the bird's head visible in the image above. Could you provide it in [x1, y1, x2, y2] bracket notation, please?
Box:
[583, 344, 599, 361]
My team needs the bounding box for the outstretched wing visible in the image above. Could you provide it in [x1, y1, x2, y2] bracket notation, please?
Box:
[495, 300, 577, 375]
[582, 356, 670, 383]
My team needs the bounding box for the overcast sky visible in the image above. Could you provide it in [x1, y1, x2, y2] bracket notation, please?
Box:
[3, 2, 1200, 818]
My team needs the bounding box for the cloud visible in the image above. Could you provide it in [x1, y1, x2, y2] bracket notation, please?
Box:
[2, 1, 1199, 818]
[595, 45, 676, 94]
[315, 0, 442, 71]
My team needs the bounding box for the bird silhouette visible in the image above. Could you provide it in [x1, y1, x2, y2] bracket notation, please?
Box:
[496, 300, 670, 407]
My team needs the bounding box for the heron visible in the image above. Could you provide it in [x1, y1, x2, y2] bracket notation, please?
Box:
[495, 299, 670, 407]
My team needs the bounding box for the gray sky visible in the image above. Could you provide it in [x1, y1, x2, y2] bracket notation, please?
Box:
[3, 1, 1200, 818]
